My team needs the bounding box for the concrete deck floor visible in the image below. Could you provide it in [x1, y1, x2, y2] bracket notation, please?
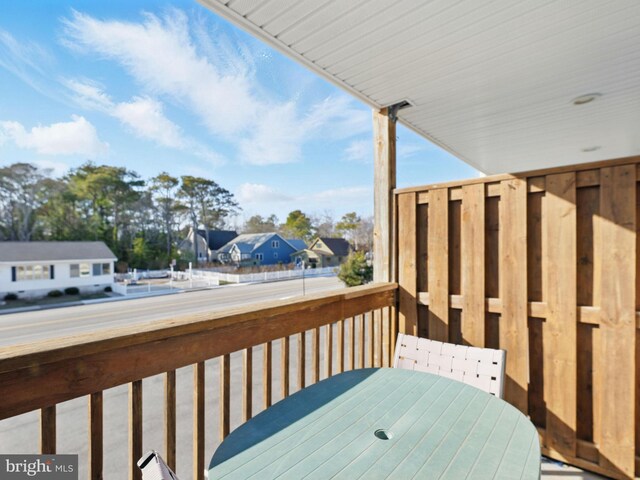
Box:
[541, 457, 608, 479]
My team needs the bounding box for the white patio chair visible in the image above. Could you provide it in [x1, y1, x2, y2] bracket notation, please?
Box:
[393, 333, 506, 398]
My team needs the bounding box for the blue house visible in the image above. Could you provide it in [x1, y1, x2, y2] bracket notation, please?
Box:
[217, 233, 306, 266]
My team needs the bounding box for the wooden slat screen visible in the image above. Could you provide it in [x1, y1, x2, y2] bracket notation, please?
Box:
[396, 156, 640, 480]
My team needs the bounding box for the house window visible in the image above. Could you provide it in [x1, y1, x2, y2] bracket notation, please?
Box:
[272, 240, 279, 248]
[92, 263, 112, 276]
[256, 253, 264, 261]
[14, 265, 52, 281]
[71, 263, 91, 278]
[273, 252, 278, 259]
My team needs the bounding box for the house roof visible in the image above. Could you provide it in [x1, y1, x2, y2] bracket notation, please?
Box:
[218, 233, 305, 255]
[0, 241, 117, 262]
[199, 1, 640, 175]
[197, 230, 238, 251]
[314, 238, 351, 257]
[286, 239, 307, 251]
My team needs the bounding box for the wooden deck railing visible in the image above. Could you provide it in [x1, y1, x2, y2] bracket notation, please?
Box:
[0, 283, 397, 480]
[395, 155, 640, 480]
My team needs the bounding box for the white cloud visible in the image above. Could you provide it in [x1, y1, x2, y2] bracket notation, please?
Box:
[237, 183, 293, 204]
[398, 143, 426, 158]
[344, 140, 371, 163]
[0, 29, 54, 98]
[0, 115, 108, 156]
[65, 78, 224, 165]
[62, 10, 371, 166]
[112, 96, 184, 148]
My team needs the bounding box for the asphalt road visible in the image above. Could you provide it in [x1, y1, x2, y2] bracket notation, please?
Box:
[0, 276, 348, 479]
[0, 276, 344, 347]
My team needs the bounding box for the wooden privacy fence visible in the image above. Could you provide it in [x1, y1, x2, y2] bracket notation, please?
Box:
[396, 155, 640, 480]
[0, 283, 396, 480]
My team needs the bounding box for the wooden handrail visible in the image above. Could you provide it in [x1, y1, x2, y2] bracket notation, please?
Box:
[0, 282, 397, 421]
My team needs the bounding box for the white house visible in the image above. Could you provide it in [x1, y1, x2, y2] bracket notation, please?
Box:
[0, 241, 116, 299]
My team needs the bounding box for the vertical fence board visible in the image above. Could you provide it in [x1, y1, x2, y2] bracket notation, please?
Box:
[418, 204, 429, 338]
[544, 172, 577, 456]
[598, 165, 636, 478]
[428, 189, 449, 342]
[39, 406, 56, 454]
[164, 370, 176, 470]
[499, 178, 529, 414]
[398, 193, 418, 336]
[129, 380, 143, 480]
[89, 392, 103, 480]
[461, 184, 485, 346]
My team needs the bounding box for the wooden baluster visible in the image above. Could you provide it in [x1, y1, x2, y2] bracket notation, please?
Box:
[336, 319, 344, 374]
[376, 309, 383, 367]
[281, 337, 290, 398]
[325, 323, 333, 378]
[390, 306, 397, 363]
[129, 380, 142, 480]
[367, 312, 374, 367]
[358, 314, 365, 369]
[89, 392, 103, 480]
[193, 363, 205, 480]
[382, 306, 391, 367]
[220, 355, 231, 440]
[348, 317, 355, 371]
[297, 332, 306, 390]
[242, 348, 252, 422]
[312, 327, 320, 384]
[40, 405, 56, 454]
[164, 371, 176, 471]
[263, 342, 272, 409]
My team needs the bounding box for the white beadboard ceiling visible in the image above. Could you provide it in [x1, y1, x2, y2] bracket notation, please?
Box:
[198, 0, 640, 174]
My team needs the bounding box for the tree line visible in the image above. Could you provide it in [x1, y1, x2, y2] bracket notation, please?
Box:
[0, 162, 372, 270]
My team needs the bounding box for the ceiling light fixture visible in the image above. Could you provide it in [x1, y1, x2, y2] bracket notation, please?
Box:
[572, 93, 602, 105]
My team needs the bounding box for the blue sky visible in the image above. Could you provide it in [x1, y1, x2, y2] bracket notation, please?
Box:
[0, 1, 478, 224]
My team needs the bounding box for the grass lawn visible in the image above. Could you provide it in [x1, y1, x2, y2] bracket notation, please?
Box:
[0, 292, 109, 311]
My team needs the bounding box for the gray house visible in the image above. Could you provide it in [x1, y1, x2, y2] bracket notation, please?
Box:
[178, 228, 238, 263]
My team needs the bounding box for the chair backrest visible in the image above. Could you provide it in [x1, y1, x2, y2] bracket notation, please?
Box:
[393, 333, 506, 398]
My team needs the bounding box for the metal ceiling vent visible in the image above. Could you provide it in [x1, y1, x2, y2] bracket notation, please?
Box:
[387, 99, 413, 122]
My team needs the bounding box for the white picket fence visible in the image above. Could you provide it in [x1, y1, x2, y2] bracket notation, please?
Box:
[190, 266, 337, 284]
[112, 266, 337, 295]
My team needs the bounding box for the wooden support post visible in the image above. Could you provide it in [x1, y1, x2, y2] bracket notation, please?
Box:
[373, 107, 397, 363]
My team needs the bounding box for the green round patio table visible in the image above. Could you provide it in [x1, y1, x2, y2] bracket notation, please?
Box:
[209, 368, 540, 479]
